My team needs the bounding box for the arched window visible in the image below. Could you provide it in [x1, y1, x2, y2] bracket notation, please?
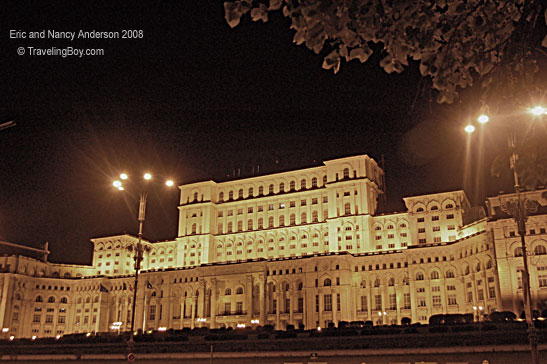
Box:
[269, 184, 274, 194]
[430, 271, 440, 279]
[402, 277, 409, 285]
[228, 190, 234, 200]
[416, 272, 424, 281]
[344, 203, 351, 215]
[514, 246, 523, 257]
[298, 281, 303, 290]
[15, 293, 21, 300]
[374, 278, 380, 287]
[238, 189, 244, 199]
[248, 187, 253, 197]
[218, 223, 223, 234]
[268, 216, 274, 228]
[193, 192, 198, 202]
[388, 278, 395, 286]
[279, 215, 285, 226]
[48, 296, 55, 303]
[60, 297, 68, 304]
[191, 223, 197, 234]
[416, 207, 424, 212]
[247, 219, 253, 231]
[225, 288, 232, 295]
[237, 221, 243, 232]
[283, 282, 290, 291]
[300, 179, 306, 189]
[94, 296, 99, 303]
[486, 259, 493, 269]
[534, 245, 546, 255]
[290, 181, 296, 191]
[279, 182, 285, 192]
[445, 203, 454, 209]
[290, 214, 296, 225]
[387, 225, 394, 230]
[343, 168, 350, 178]
[324, 278, 331, 286]
[431, 205, 439, 211]
[476, 263, 481, 272]
[86, 297, 91, 303]
[227, 222, 233, 233]
[323, 175, 327, 185]
[301, 212, 307, 224]
[375, 226, 382, 231]
[35, 295, 44, 302]
[77, 297, 82, 304]
[312, 177, 317, 187]
[258, 218, 263, 229]
[258, 186, 264, 195]
[236, 287, 243, 295]
[464, 265, 470, 275]
[360, 280, 366, 288]
[445, 269, 455, 278]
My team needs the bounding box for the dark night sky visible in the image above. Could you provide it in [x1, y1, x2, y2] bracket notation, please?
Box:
[0, 1, 515, 265]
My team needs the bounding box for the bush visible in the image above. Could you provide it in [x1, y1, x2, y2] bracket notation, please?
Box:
[489, 311, 516, 322]
[428, 326, 449, 333]
[401, 317, 411, 326]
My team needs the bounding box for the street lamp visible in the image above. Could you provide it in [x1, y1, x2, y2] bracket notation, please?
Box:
[465, 106, 544, 364]
[112, 172, 175, 353]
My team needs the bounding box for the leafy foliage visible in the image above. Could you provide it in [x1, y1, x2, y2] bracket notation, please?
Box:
[225, 0, 546, 104]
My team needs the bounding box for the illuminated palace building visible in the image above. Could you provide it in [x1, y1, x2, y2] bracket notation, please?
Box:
[2, 155, 547, 338]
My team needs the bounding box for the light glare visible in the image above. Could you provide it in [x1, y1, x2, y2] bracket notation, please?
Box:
[144, 173, 152, 180]
[465, 125, 475, 134]
[166, 180, 174, 187]
[120, 173, 128, 180]
[113, 180, 122, 188]
[530, 106, 546, 116]
[477, 114, 489, 124]
[118, 187, 124, 191]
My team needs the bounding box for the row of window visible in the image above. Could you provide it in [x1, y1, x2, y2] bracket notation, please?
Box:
[217, 177, 326, 202]
[415, 203, 455, 213]
[417, 214, 455, 222]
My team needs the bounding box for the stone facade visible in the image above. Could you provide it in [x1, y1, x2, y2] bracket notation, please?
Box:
[1, 154, 546, 338]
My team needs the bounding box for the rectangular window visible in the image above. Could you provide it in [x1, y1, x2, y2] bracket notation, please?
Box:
[236, 302, 243, 314]
[403, 293, 411, 309]
[301, 200, 307, 206]
[417, 217, 425, 222]
[432, 226, 440, 232]
[225, 302, 231, 315]
[284, 298, 290, 313]
[419, 238, 426, 244]
[323, 294, 332, 312]
[389, 294, 396, 310]
[337, 294, 341, 311]
[448, 225, 455, 230]
[258, 206, 263, 212]
[489, 286, 496, 298]
[447, 214, 454, 219]
[478, 289, 484, 301]
[33, 315, 40, 323]
[432, 295, 442, 307]
[298, 297, 303, 313]
[448, 295, 457, 305]
[149, 305, 156, 321]
[418, 228, 426, 233]
[360, 296, 367, 311]
[248, 207, 253, 213]
[268, 204, 274, 211]
[58, 316, 65, 324]
[432, 215, 439, 221]
[315, 295, 319, 312]
[45, 315, 53, 323]
[467, 291, 473, 303]
[375, 295, 382, 310]
[434, 237, 441, 242]
[418, 298, 426, 307]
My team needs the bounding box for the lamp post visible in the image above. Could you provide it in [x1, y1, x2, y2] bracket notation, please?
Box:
[112, 172, 175, 354]
[465, 105, 545, 364]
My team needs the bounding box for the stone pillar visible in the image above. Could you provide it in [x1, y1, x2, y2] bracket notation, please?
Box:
[190, 296, 196, 329]
[246, 275, 253, 323]
[275, 287, 280, 329]
[259, 274, 266, 325]
[210, 279, 217, 329]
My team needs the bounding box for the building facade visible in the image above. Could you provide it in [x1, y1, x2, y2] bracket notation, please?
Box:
[1, 155, 546, 338]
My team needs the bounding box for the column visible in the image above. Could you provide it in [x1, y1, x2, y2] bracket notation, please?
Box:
[259, 274, 266, 325]
[246, 275, 253, 323]
[275, 288, 280, 329]
[190, 296, 196, 329]
[210, 279, 217, 328]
